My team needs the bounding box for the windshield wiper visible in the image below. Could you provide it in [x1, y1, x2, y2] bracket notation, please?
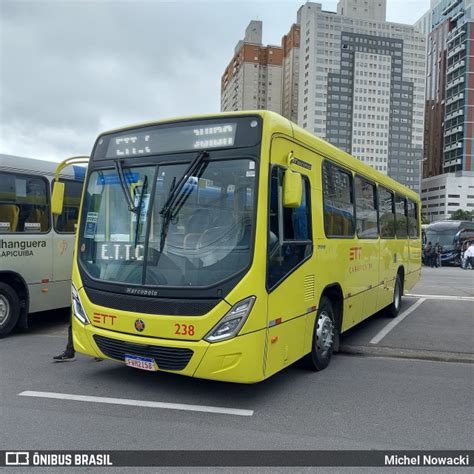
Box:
[157, 150, 208, 255]
[114, 159, 139, 213]
[159, 150, 208, 219]
[134, 175, 148, 247]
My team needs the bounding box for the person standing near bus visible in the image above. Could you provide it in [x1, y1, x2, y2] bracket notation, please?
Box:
[461, 241, 468, 269]
[435, 242, 443, 268]
[53, 323, 103, 362]
[424, 241, 432, 266]
[465, 242, 474, 270]
[53, 324, 75, 361]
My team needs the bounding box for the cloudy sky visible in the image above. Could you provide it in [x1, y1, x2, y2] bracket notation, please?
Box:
[1, 0, 430, 161]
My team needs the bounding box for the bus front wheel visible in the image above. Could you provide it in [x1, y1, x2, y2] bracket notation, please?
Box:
[0, 282, 20, 338]
[303, 296, 336, 371]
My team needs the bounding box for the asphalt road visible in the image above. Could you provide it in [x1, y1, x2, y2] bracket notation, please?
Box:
[1, 335, 472, 450]
[412, 265, 474, 297]
[1, 266, 473, 457]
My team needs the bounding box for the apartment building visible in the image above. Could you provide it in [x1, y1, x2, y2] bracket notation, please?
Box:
[416, 0, 474, 176]
[298, 1, 426, 192]
[221, 21, 284, 113]
[281, 24, 301, 123]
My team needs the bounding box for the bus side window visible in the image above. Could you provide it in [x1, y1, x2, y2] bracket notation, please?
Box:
[407, 200, 419, 238]
[267, 167, 312, 290]
[53, 179, 82, 233]
[379, 186, 395, 238]
[322, 161, 355, 237]
[355, 176, 378, 239]
[0, 171, 50, 233]
[395, 194, 408, 238]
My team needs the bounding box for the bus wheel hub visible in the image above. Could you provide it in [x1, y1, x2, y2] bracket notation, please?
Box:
[316, 312, 334, 356]
[0, 296, 10, 325]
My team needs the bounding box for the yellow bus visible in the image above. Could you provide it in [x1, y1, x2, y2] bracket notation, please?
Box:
[53, 111, 421, 383]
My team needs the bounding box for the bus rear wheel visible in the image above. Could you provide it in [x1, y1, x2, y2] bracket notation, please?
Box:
[386, 274, 402, 318]
[303, 296, 336, 371]
[0, 282, 20, 338]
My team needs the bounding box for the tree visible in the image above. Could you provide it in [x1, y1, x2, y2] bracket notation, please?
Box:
[449, 209, 473, 221]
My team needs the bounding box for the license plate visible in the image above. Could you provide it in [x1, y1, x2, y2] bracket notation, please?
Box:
[124, 354, 157, 371]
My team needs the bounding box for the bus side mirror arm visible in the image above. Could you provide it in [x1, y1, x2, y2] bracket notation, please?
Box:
[52, 155, 89, 215]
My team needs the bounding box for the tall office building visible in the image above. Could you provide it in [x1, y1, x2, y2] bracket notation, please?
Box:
[221, 1, 426, 192]
[415, 0, 474, 221]
[221, 21, 284, 113]
[337, 0, 386, 22]
[298, 1, 426, 192]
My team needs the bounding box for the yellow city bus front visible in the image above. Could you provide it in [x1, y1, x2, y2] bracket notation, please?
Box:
[71, 113, 281, 383]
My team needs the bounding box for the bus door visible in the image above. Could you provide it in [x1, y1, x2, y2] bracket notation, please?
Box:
[394, 195, 410, 271]
[0, 171, 54, 313]
[378, 187, 398, 308]
[354, 176, 380, 320]
[407, 200, 421, 288]
[265, 146, 314, 378]
[51, 178, 83, 309]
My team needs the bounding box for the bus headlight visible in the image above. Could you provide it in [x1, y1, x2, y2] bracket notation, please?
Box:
[204, 296, 255, 343]
[72, 284, 90, 325]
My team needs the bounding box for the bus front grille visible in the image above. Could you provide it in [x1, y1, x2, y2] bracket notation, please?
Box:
[85, 287, 219, 316]
[93, 335, 193, 371]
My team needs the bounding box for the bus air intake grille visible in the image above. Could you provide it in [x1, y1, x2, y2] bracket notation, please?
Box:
[304, 275, 315, 302]
[93, 335, 193, 371]
[85, 288, 218, 316]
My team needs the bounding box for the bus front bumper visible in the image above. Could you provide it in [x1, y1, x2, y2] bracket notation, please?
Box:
[72, 318, 266, 383]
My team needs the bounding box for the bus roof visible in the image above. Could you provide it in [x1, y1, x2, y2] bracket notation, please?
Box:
[0, 154, 85, 180]
[425, 220, 474, 231]
[96, 110, 420, 202]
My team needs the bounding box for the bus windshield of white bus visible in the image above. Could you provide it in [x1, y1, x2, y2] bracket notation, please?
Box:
[424, 229, 456, 249]
[78, 158, 256, 287]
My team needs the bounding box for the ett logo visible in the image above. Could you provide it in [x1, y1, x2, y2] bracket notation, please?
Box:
[134, 319, 145, 332]
[349, 246, 362, 261]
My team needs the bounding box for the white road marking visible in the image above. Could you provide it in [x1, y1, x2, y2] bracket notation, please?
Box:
[369, 298, 426, 345]
[406, 293, 474, 302]
[18, 391, 254, 417]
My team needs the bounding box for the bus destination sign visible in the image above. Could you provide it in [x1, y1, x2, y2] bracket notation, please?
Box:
[105, 123, 237, 158]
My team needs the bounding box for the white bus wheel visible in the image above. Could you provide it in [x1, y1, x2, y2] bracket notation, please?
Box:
[302, 296, 336, 371]
[0, 282, 21, 338]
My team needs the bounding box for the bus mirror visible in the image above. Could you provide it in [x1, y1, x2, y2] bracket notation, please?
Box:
[283, 170, 302, 208]
[52, 182, 65, 215]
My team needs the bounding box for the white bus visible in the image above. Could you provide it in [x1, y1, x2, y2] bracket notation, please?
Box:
[0, 154, 87, 337]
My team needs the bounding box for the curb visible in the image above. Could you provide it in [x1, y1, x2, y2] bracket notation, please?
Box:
[339, 344, 474, 364]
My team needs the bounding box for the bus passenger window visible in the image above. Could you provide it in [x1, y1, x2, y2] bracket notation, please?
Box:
[355, 176, 378, 239]
[395, 195, 408, 238]
[0, 171, 50, 233]
[379, 187, 395, 238]
[322, 161, 355, 237]
[407, 200, 419, 238]
[267, 167, 312, 290]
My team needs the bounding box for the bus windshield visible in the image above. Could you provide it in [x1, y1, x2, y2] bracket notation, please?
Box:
[78, 158, 256, 288]
[425, 230, 456, 249]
